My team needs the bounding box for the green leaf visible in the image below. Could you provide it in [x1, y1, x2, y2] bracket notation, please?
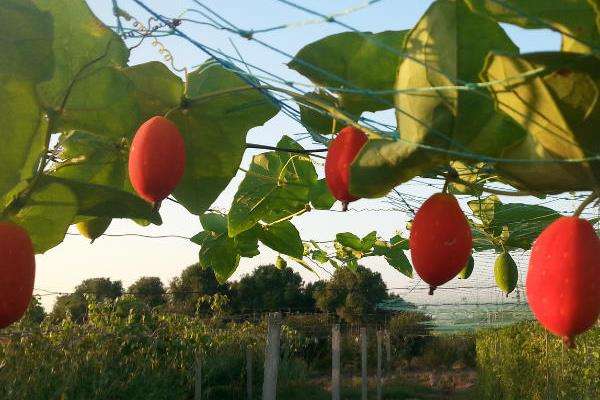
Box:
[275, 255, 287, 269]
[228, 136, 316, 236]
[258, 221, 304, 259]
[310, 249, 329, 264]
[0, 0, 53, 81]
[360, 231, 377, 251]
[53, 131, 127, 188]
[234, 227, 261, 258]
[200, 212, 228, 234]
[384, 245, 413, 278]
[33, 0, 129, 111]
[350, 0, 522, 198]
[298, 91, 345, 135]
[122, 61, 184, 122]
[481, 52, 600, 192]
[171, 60, 279, 215]
[0, 77, 47, 200]
[289, 30, 409, 114]
[389, 234, 409, 250]
[468, 195, 560, 250]
[198, 233, 240, 284]
[39, 175, 161, 224]
[448, 161, 488, 196]
[54, 66, 139, 139]
[335, 232, 363, 251]
[9, 181, 77, 253]
[309, 178, 336, 210]
[466, 0, 600, 53]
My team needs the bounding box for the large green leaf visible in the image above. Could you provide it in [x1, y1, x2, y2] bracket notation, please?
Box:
[55, 66, 139, 139]
[40, 175, 161, 224]
[372, 239, 413, 277]
[258, 221, 304, 258]
[468, 195, 560, 250]
[193, 212, 260, 282]
[33, 0, 128, 110]
[298, 91, 345, 135]
[350, 0, 522, 198]
[171, 60, 279, 215]
[122, 62, 184, 122]
[309, 178, 336, 210]
[289, 30, 409, 114]
[466, 0, 600, 53]
[0, 77, 47, 201]
[228, 136, 317, 236]
[0, 0, 53, 81]
[482, 52, 600, 192]
[198, 233, 241, 284]
[53, 131, 127, 188]
[9, 182, 77, 253]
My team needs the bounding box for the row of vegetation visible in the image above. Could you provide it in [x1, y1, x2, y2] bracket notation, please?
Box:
[476, 322, 600, 400]
[37, 264, 407, 324]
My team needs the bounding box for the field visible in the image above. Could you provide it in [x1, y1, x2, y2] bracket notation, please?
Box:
[1, 299, 598, 399]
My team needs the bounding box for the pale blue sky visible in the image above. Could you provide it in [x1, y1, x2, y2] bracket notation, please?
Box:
[35, 0, 566, 310]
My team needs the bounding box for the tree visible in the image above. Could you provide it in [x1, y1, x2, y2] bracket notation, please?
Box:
[168, 264, 229, 313]
[50, 278, 123, 322]
[128, 277, 166, 308]
[17, 296, 46, 326]
[229, 265, 316, 313]
[313, 265, 387, 323]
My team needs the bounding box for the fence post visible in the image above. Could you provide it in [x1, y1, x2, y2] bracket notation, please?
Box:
[361, 327, 368, 400]
[332, 324, 341, 400]
[376, 330, 383, 400]
[262, 312, 281, 400]
[246, 347, 253, 400]
[195, 355, 202, 400]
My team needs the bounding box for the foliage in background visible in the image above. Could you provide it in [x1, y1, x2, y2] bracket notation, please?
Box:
[477, 322, 600, 400]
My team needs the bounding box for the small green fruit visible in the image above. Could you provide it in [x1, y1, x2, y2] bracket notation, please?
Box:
[494, 251, 518, 296]
[457, 255, 474, 279]
[76, 217, 111, 243]
[275, 255, 287, 269]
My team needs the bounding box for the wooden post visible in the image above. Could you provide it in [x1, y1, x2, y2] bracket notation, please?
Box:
[246, 347, 253, 400]
[376, 330, 383, 400]
[361, 327, 368, 400]
[262, 312, 281, 400]
[195, 355, 202, 400]
[332, 324, 341, 400]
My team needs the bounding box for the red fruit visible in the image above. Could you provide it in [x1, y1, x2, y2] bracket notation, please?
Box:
[128, 116, 186, 204]
[0, 221, 35, 329]
[526, 217, 600, 348]
[325, 126, 368, 210]
[409, 193, 472, 294]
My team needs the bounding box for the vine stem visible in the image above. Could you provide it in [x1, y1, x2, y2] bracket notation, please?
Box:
[573, 190, 599, 217]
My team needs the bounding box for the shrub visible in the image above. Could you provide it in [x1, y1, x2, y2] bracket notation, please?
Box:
[476, 322, 600, 400]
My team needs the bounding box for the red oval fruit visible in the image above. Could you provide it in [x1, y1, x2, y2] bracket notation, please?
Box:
[409, 193, 472, 294]
[0, 221, 35, 329]
[325, 126, 368, 211]
[526, 216, 600, 348]
[128, 116, 186, 204]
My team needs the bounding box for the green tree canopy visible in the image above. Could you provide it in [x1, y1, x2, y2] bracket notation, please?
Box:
[168, 264, 230, 313]
[127, 277, 166, 308]
[50, 278, 123, 322]
[313, 265, 388, 323]
[229, 265, 316, 313]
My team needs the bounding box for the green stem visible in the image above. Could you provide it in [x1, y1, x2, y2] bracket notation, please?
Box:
[573, 190, 599, 217]
[263, 205, 311, 227]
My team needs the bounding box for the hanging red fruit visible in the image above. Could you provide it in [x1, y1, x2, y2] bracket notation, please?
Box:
[325, 126, 368, 211]
[128, 116, 186, 204]
[526, 216, 600, 348]
[409, 193, 472, 294]
[0, 221, 35, 329]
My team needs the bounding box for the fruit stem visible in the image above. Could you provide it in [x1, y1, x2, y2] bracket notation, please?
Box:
[342, 201, 349, 212]
[562, 336, 576, 349]
[573, 190, 599, 217]
[428, 286, 436, 296]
